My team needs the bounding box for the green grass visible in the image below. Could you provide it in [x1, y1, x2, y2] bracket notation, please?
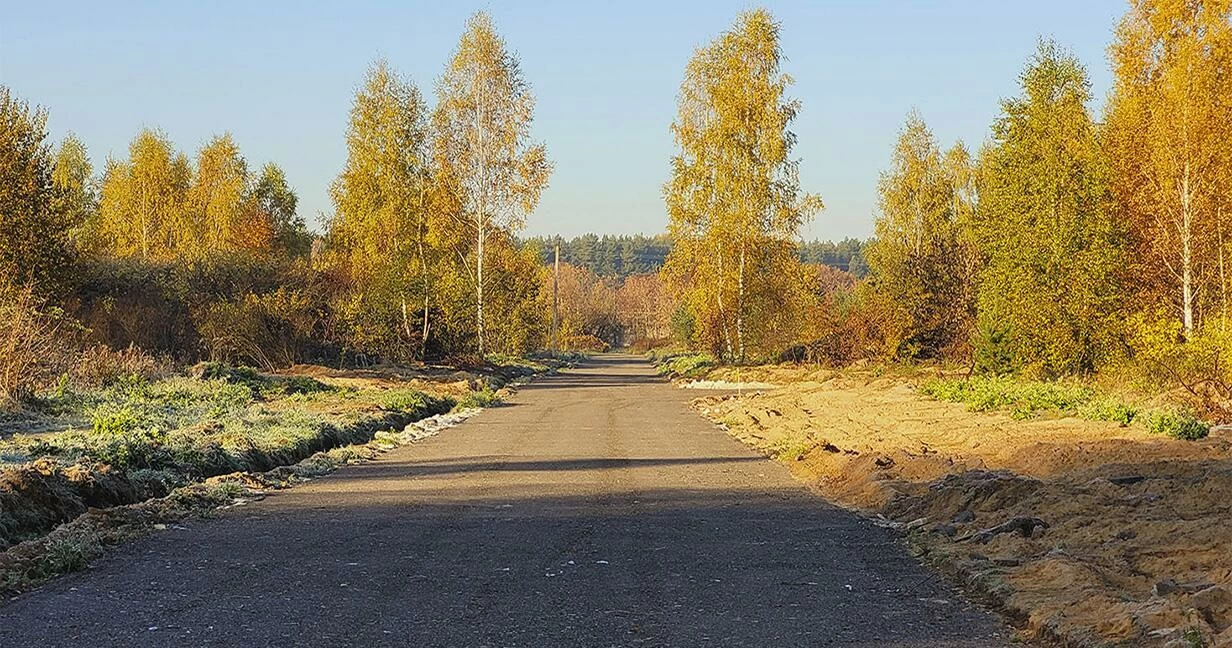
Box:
[655, 352, 718, 379]
[920, 375, 1209, 440]
[455, 386, 502, 410]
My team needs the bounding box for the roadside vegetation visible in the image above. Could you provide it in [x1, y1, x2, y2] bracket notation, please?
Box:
[0, 355, 541, 594]
[0, 11, 577, 596]
[649, 3, 1232, 438]
[919, 376, 1209, 440]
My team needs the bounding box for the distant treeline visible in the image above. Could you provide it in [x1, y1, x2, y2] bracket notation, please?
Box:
[524, 234, 868, 279]
[798, 238, 868, 277]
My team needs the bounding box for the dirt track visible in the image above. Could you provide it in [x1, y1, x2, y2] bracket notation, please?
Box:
[0, 356, 1008, 647]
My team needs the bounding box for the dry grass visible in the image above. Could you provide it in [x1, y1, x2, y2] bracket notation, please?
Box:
[0, 284, 63, 405]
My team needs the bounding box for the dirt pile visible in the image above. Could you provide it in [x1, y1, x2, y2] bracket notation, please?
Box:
[695, 373, 1232, 647]
[0, 459, 145, 549]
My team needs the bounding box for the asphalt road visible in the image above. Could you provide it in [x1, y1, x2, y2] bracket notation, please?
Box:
[0, 355, 1009, 647]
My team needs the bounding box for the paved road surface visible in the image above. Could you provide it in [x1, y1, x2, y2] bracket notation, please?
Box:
[0, 355, 1009, 647]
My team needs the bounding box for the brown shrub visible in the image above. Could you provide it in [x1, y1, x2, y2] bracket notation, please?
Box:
[0, 283, 64, 404]
[71, 344, 173, 388]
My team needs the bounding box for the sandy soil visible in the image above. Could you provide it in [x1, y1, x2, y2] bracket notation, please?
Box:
[693, 369, 1232, 647]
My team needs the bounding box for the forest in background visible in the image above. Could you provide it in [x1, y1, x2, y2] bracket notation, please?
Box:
[522, 234, 867, 279]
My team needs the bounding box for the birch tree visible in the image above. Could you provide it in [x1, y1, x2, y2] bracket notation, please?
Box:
[253, 163, 310, 257]
[327, 60, 434, 359]
[51, 133, 96, 239]
[95, 129, 190, 260]
[662, 8, 821, 361]
[188, 134, 249, 256]
[866, 112, 974, 358]
[0, 87, 74, 288]
[432, 12, 550, 354]
[1106, 0, 1232, 336]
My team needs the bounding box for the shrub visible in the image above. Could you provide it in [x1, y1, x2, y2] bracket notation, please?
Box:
[922, 376, 1096, 418]
[0, 283, 65, 404]
[656, 352, 717, 378]
[1077, 398, 1138, 426]
[379, 390, 453, 417]
[562, 334, 609, 352]
[71, 344, 172, 388]
[90, 403, 145, 436]
[1144, 409, 1209, 441]
[1129, 313, 1232, 423]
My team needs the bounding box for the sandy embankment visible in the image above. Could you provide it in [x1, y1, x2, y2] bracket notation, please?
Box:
[693, 370, 1232, 647]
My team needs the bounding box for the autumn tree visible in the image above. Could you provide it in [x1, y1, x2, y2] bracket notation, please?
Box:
[615, 273, 673, 347]
[188, 134, 253, 256]
[432, 12, 551, 354]
[1106, 0, 1232, 335]
[52, 133, 96, 245]
[865, 112, 974, 358]
[326, 60, 434, 358]
[94, 129, 191, 259]
[663, 8, 821, 361]
[253, 163, 310, 257]
[0, 87, 74, 288]
[973, 41, 1123, 375]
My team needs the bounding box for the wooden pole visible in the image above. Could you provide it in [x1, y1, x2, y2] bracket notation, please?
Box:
[552, 244, 560, 353]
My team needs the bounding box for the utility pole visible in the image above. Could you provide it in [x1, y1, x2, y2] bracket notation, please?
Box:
[552, 244, 560, 353]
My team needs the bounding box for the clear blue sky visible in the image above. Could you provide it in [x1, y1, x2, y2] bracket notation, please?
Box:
[0, 0, 1126, 240]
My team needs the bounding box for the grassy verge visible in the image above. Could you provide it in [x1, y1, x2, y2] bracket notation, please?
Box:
[919, 375, 1209, 440]
[0, 403, 480, 596]
[0, 358, 558, 551]
[0, 354, 549, 596]
[651, 352, 718, 379]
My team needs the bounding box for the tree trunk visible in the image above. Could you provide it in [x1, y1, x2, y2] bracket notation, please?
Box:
[1220, 210, 1226, 332]
[736, 241, 746, 362]
[401, 297, 411, 339]
[1181, 163, 1194, 337]
[475, 88, 487, 357]
[419, 237, 431, 355]
[477, 214, 485, 356]
[418, 189, 431, 358]
[717, 244, 734, 361]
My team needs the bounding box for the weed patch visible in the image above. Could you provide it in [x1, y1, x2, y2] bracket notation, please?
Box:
[920, 375, 1210, 439]
[655, 352, 718, 379]
[455, 386, 501, 410]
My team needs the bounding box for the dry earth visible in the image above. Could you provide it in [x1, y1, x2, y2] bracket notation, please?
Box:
[692, 367, 1232, 647]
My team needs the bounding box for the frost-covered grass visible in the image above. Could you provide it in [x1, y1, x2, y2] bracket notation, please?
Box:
[920, 375, 1208, 440]
[0, 367, 454, 475]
